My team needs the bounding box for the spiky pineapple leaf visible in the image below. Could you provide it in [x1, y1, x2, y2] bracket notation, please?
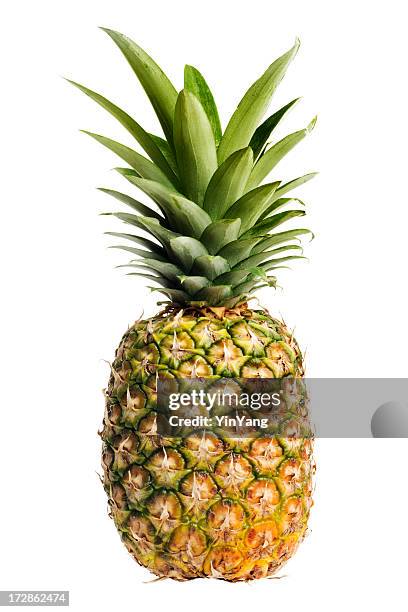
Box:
[101, 29, 177, 143]
[233, 272, 278, 295]
[232, 278, 263, 296]
[170, 236, 208, 272]
[103, 211, 145, 229]
[68, 80, 178, 185]
[251, 229, 313, 254]
[200, 219, 241, 255]
[234, 244, 303, 270]
[135, 216, 181, 248]
[105, 231, 165, 256]
[150, 287, 189, 303]
[244, 277, 278, 294]
[76, 32, 316, 304]
[126, 271, 174, 287]
[217, 237, 262, 267]
[184, 65, 222, 146]
[192, 255, 230, 280]
[213, 269, 250, 286]
[247, 267, 271, 283]
[82, 131, 174, 187]
[262, 255, 306, 271]
[203, 148, 254, 220]
[217, 39, 300, 163]
[125, 259, 182, 281]
[194, 285, 233, 304]
[249, 98, 300, 160]
[178, 276, 210, 295]
[107, 213, 180, 249]
[258, 197, 304, 221]
[98, 187, 164, 221]
[148, 134, 178, 174]
[173, 90, 218, 206]
[109, 244, 166, 261]
[127, 177, 212, 239]
[230, 268, 272, 287]
[114, 167, 139, 179]
[247, 117, 316, 190]
[241, 210, 306, 238]
[225, 182, 280, 235]
[275, 172, 317, 198]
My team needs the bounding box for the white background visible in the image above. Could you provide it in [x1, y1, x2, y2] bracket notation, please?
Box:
[1, 0, 407, 610]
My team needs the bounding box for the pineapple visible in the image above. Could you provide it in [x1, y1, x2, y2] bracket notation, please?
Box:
[70, 28, 316, 581]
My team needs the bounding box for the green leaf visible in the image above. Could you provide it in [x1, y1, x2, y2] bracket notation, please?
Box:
[217, 237, 262, 267]
[101, 28, 177, 143]
[149, 134, 178, 174]
[126, 259, 182, 282]
[114, 167, 139, 179]
[170, 237, 208, 272]
[258, 197, 304, 221]
[247, 117, 316, 190]
[192, 255, 230, 280]
[105, 231, 166, 256]
[215, 267, 273, 287]
[135, 216, 181, 249]
[251, 229, 313, 254]
[217, 39, 300, 163]
[194, 285, 233, 305]
[98, 187, 164, 221]
[234, 244, 303, 270]
[178, 276, 210, 295]
[227, 278, 256, 297]
[128, 177, 212, 239]
[149, 287, 189, 303]
[241, 210, 306, 238]
[200, 219, 241, 255]
[105, 215, 172, 252]
[225, 182, 280, 235]
[103, 211, 145, 229]
[184, 65, 222, 146]
[68, 80, 178, 185]
[82, 131, 174, 187]
[275, 172, 318, 198]
[106, 213, 180, 249]
[203, 148, 254, 220]
[234, 276, 278, 295]
[173, 90, 218, 206]
[262, 255, 306, 271]
[126, 271, 174, 287]
[213, 269, 250, 286]
[109, 244, 166, 261]
[247, 267, 271, 283]
[249, 98, 300, 160]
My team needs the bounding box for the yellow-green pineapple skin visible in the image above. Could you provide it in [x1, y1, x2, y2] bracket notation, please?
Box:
[101, 306, 314, 581]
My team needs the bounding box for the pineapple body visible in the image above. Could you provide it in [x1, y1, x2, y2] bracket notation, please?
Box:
[102, 306, 314, 581]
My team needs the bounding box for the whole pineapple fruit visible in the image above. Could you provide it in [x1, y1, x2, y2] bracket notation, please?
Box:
[71, 28, 316, 581]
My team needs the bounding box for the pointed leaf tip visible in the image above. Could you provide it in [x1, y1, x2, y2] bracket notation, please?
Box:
[184, 64, 222, 146]
[307, 116, 317, 132]
[99, 28, 178, 144]
[174, 88, 217, 205]
[99, 26, 115, 35]
[218, 39, 302, 163]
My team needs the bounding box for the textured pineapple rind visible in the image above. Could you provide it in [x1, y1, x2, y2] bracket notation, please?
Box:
[101, 306, 314, 581]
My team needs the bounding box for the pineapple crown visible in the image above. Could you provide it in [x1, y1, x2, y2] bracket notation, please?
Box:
[69, 28, 316, 307]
